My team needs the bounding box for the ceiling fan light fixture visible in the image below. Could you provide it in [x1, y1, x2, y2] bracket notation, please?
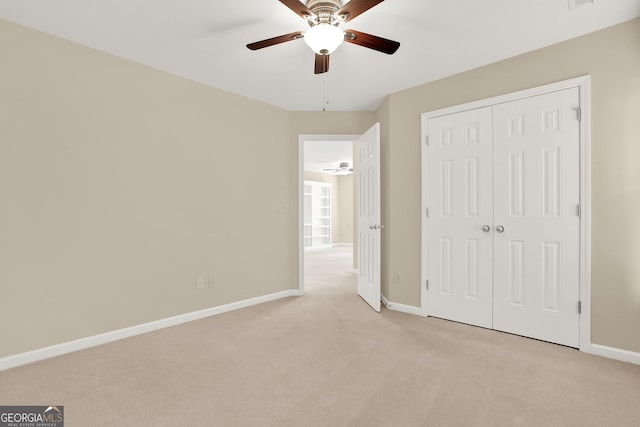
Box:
[304, 23, 344, 55]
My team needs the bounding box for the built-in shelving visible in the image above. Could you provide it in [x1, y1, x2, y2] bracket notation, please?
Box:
[304, 181, 332, 248]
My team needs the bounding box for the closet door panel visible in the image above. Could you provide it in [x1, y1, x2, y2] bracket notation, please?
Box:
[492, 88, 581, 348]
[426, 107, 494, 328]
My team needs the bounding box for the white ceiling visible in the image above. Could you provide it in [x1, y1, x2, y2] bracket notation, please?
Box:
[304, 140, 353, 174]
[1, 1, 639, 111]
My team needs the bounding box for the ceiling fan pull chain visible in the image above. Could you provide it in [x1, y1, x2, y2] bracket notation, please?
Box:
[323, 74, 330, 111]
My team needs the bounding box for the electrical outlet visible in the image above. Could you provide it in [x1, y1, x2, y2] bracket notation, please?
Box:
[207, 276, 215, 288]
[394, 272, 401, 284]
[568, 0, 594, 10]
[196, 276, 205, 289]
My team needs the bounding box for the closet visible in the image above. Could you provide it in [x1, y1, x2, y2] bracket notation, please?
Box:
[425, 87, 582, 347]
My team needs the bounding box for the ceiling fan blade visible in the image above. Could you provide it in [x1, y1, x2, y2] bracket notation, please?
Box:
[336, 0, 385, 23]
[246, 31, 304, 50]
[314, 54, 330, 74]
[344, 30, 400, 54]
[279, 0, 314, 19]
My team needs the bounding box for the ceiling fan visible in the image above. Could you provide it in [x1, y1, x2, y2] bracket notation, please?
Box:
[323, 162, 353, 175]
[246, 0, 400, 74]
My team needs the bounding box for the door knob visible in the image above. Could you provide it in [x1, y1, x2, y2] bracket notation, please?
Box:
[482, 225, 491, 233]
[496, 225, 505, 233]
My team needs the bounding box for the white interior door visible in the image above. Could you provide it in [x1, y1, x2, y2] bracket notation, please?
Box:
[426, 107, 494, 328]
[357, 123, 381, 312]
[492, 88, 581, 347]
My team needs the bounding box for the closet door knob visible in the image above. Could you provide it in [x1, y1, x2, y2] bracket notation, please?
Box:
[496, 225, 505, 233]
[482, 225, 491, 233]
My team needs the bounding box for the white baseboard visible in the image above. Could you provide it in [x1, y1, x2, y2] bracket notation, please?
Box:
[381, 294, 422, 316]
[0, 289, 301, 372]
[381, 294, 389, 306]
[590, 343, 640, 366]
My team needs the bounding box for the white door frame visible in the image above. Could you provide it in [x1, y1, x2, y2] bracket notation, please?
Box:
[298, 134, 358, 295]
[420, 75, 592, 352]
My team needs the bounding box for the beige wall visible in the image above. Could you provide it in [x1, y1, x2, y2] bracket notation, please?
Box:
[0, 20, 376, 359]
[0, 20, 297, 358]
[337, 174, 353, 244]
[376, 97, 392, 299]
[382, 18, 640, 353]
[289, 112, 376, 137]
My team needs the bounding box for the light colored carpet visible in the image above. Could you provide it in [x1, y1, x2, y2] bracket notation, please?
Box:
[1, 245, 639, 426]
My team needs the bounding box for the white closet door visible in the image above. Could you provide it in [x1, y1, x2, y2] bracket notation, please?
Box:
[492, 88, 581, 347]
[427, 107, 494, 328]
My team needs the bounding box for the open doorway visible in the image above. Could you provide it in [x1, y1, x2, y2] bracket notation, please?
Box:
[298, 135, 357, 295]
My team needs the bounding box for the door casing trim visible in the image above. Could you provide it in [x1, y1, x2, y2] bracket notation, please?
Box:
[298, 134, 359, 296]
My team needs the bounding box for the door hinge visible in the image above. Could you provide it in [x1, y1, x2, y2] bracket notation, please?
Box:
[425, 134, 429, 146]
[577, 204, 581, 217]
[574, 107, 582, 122]
[578, 300, 582, 314]
[426, 280, 429, 290]
[425, 207, 429, 217]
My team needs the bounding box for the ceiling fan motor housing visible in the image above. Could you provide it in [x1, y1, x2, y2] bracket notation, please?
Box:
[307, 0, 343, 23]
